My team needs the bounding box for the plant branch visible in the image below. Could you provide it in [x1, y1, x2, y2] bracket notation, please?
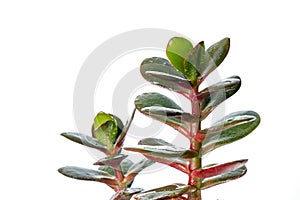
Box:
[188, 88, 202, 200]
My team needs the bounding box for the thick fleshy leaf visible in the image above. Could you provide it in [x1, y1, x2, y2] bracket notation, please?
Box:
[182, 41, 205, 85]
[58, 166, 117, 186]
[198, 38, 230, 82]
[201, 166, 247, 190]
[138, 138, 174, 146]
[123, 159, 154, 183]
[137, 138, 189, 173]
[114, 109, 136, 152]
[110, 188, 143, 200]
[135, 92, 196, 136]
[97, 159, 134, 177]
[166, 37, 193, 74]
[199, 111, 260, 154]
[132, 184, 196, 200]
[61, 132, 107, 153]
[97, 165, 115, 176]
[92, 112, 123, 151]
[140, 57, 192, 95]
[125, 145, 198, 159]
[192, 159, 247, 179]
[94, 154, 128, 168]
[198, 76, 241, 120]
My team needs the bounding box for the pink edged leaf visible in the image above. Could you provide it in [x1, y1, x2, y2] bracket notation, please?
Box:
[140, 57, 193, 96]
[61, 132, 108, 154]
[135, 92, 197, 137]
[201, 166, 247, 190]
[197, 76, 241, 120]
[132, 183, 196, 200]
[93, 154, 128, 168]
[199, 111, 260, 154]
[110, 188, 143, 200]
[58, 166, 117, 186]
[192, 159, 248, 179]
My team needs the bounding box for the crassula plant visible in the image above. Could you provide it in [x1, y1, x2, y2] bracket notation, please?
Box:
[59, 36, 260, 200]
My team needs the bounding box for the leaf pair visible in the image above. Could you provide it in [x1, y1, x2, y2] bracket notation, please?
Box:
[58, 158, 154, 191]
[125, 138, 194, 174]
[141, 37, 230, 99]
[166, 37, 230, 86]
[61, 111, 128, 155]
[131, 183, 195, 200]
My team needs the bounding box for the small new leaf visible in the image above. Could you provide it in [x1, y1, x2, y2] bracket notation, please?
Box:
[198, 38, 230, 82]
[92, 112, 123, 152]
[94, 154, 128, 168]
[166, 37, 193, 74]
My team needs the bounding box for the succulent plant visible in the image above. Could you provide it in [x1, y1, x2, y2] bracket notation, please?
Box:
[59, 36, 260, 200]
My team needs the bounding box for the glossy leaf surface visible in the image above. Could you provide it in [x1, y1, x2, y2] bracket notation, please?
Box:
[110, 188, 143, 200]
[132, 184, 195, 200]
[166, 37, 193, 74]
[198, 38, 230, 82]
[192, 159, 247, 179]
[138, 138, 174, 146]
[58, 166, 117, 185]
[124, 159, 154, 183]
[61, 132, 107, 153]
[201, 166, 247, 190]
[125, 145, 198, 159]
[182, 41, 205, 85]
[135, 92, 196, 136]
[199, 111, 260, 154]
[198, 76, 241, 120]
[92, 112, 123, 151]
[137, 138, 189, 173]
[140, 57, 192, 95]
[97, 159, 134, 177]
[94, 154, 128, 168]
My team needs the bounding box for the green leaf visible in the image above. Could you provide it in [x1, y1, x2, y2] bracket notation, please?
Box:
[131, 184, 196, 200]
[97, 159, 134, 177]
[123, 159, 155, 183]
[138, 138, 175, 146]
[93, 154, 128, 168]
[135, 92, 196, 136]
[137, 138, 189, 173]
[198, 38, 230, 82]
[58, 166, 117, 186]
[125, 145, 198, 159]
[199, 111, 260, 154]
[61, 132, 107, 153]
[110, 188, 144, 200]
[182, 41, 205, 85]
[192, 159, 247, 179]
[97, 165, 115, 177]
[140, 57, 192, 96]
[201, 166, 247, 190]
[92, 112, 123, 151]
[120, 159, 134, 175]
[166, 37, 193, 74]
[198, 76, 241, 120]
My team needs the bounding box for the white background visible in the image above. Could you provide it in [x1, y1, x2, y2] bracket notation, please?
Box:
[1, 0, 299, 199]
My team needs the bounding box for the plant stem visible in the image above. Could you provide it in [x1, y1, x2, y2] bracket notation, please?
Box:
[114, 166, 126, 190]
[188, 89, 202, 200]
